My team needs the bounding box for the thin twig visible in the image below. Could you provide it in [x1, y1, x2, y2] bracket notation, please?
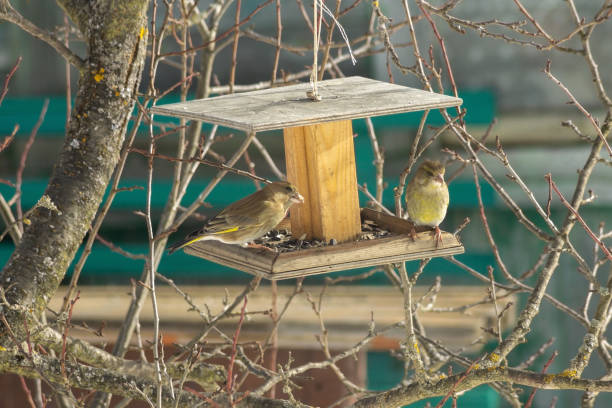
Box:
[15, 98, 49, 234]
[60, 291, 80, 380]
[271, 0, 281, 84]
[252, 136, 286, 180]
[487, 267, 503, 349]
[18, 376, 37, 408]
[546, 174, 612, 262]
[434, 360, 478, 408]
[524, 350, 559, 408]
[226, 297, 248, 404]
[0, 5, 84, 69]
[130, 147, 271, 185]
[543, 60, 612, 157]
[399, 261, 427, 382]
[0, 56, 22, 105]
[229, 0, 241, 93]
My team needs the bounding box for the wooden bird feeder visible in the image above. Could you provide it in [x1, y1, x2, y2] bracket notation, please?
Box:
[151, 76, 464, 280]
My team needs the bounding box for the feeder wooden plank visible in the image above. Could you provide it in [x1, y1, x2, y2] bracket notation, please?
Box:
[185, 240, 276, 275]
[270, 232, 460, 277]
[184, 209, 464, 280]
[362, 208, 417, 234]
[284, 120, 361, 243]
[150, 76, 462, 132]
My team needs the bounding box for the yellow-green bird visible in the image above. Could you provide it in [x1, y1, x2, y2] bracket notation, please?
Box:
[168, 181, 304, 253]
[405, 160, 449, 246]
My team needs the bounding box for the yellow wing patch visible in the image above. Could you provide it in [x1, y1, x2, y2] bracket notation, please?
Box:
[212, 226, 240, 234]
[181, 236, 206, 248]
[182, 227, 241, 247]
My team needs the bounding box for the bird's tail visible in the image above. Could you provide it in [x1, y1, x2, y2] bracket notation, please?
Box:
[167, 234, 205, 254]
[167, 239, 189, 254]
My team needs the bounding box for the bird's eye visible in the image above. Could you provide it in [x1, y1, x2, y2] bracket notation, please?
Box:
[285, 186, 293, 192]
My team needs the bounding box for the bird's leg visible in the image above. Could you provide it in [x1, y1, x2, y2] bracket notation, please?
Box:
[246, 242, 276, 253]
[432, 226, 443, 248]
[410, 226, 417, 242]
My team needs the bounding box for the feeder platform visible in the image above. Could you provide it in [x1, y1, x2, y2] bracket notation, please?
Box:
[151, 76, 464, 279]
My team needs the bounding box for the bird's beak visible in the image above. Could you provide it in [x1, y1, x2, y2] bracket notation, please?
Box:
[292, 192, 305, 203]
[436, 175, 444, 184]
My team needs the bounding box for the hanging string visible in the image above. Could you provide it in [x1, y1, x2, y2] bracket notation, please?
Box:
[307, 0, 357, 102]
[307, 0, 322, 101]
[319, 1, 357, 65]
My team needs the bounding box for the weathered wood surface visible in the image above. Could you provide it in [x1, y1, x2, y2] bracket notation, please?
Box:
[150, 76, 462, 132]
[48, 285, 514, 350]
[185, 240, 275, 275]
[284, 120, 361, 243]
[184, 209, 464, 280]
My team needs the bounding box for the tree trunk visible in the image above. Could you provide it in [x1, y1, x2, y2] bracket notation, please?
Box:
[0, 0, 149, 345]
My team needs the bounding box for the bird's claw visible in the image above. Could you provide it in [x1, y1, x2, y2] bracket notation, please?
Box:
[432, 226, 443, 248]
[410, 226, 442, 247]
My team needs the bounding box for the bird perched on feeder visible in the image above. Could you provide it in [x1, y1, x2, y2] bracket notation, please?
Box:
[404, 160, 449, 246]
[168, 181, 304, 253]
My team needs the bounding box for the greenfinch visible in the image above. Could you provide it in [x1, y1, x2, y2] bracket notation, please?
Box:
[404, 160, 449, 246]
[168, 181, 304, 253]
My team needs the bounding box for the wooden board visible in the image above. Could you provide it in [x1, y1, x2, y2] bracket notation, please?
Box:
[150, 76, 462, 133]
[48, 285, 515, 350]
[284, 120, 361, 243]
[184, 209, 464, 280]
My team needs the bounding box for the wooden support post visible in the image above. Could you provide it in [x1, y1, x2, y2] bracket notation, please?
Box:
[283, 120, 361, 243]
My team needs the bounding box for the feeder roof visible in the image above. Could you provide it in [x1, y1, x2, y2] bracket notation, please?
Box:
[150, 76, 462, 133]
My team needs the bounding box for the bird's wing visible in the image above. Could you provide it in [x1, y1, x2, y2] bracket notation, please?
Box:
[204, 211, 262, 234]
[168, 211, 261, 252]
[442, 184, 450, 207]
[203, 191, 268, 234]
